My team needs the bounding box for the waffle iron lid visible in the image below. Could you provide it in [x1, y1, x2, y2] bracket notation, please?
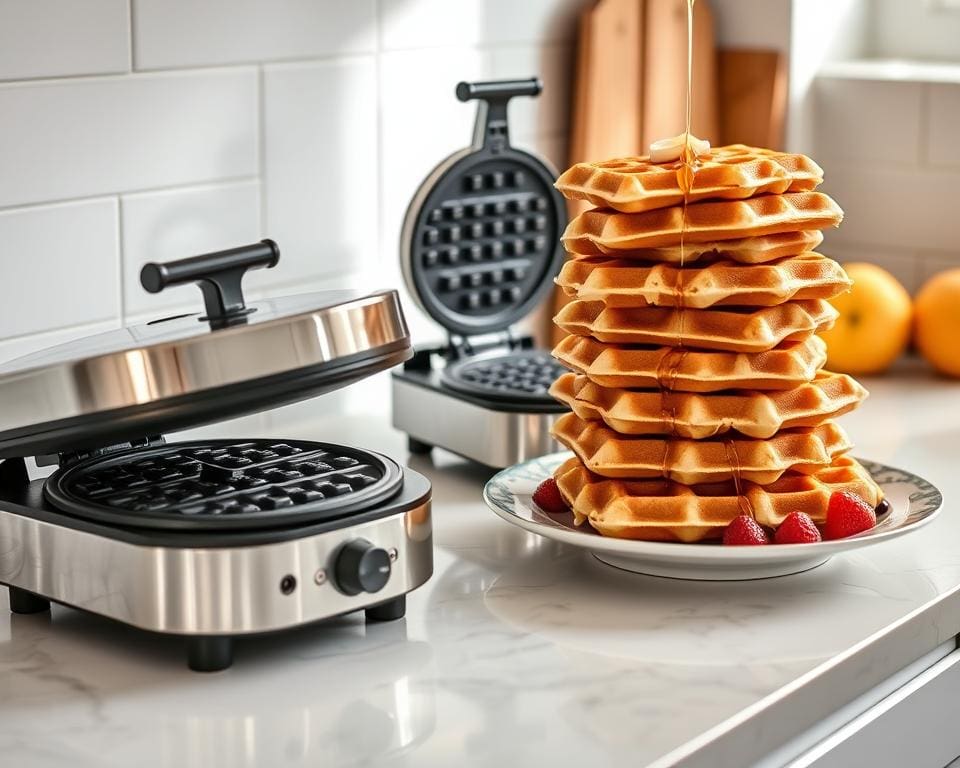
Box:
[0, 240, 412, 458]
[401, 79, 567, 338]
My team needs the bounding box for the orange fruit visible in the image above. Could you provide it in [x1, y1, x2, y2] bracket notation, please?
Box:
[915, 269, 960, 377]
[819, 262, 911, 375]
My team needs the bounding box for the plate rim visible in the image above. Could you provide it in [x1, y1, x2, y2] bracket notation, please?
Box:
[482, 452, 944, 562]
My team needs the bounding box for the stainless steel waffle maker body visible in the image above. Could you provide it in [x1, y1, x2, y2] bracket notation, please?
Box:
[392, 78, 568, 468]
[0, 241, 433, 671]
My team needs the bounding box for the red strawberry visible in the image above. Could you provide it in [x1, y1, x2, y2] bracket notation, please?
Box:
[532, 478, 568, 514]
[774, 511, 822, 544]
[722, 515, 770, 545]
[823, 491, 877, 540]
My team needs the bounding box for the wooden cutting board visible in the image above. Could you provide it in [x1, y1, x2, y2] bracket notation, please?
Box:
[569, 0, 645, 171]
[641, 0, 718, 149]
[553, 0, 719, 344]
[717, 49, 786, 150]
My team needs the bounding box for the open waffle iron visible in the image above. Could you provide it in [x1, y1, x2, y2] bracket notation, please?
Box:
[392, 78, 568, 468]
[0, 241, 433, 671]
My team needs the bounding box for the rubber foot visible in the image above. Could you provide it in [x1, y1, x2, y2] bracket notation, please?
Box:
[9, 587, 50, 615]
[365, 594, 406, 622]
[408, 437, 433, 455]
[187, 636, 234, 672]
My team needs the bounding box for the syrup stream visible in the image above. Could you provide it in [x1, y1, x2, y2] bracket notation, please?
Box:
[659, 0, 697, 435]
[666, 0, 752, 518]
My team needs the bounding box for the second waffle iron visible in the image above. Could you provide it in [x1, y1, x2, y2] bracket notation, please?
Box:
[392, 78, 568, 468]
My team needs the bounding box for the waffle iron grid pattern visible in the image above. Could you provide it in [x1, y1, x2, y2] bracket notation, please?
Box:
[411, 158, 561, 334]
[442, 350, 567, 401]
[45, 439, 402, 530]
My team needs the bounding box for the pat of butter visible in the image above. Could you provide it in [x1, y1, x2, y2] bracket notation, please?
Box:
[649, 133, 710, 164]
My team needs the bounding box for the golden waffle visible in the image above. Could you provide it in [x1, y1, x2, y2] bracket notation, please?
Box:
[569, 230, 825, 264]
[555, 145, 823, 214]
[563, 192, 843, 255]
[554, 299, 837, 352]
[550, 371, 867, 439]
[556, 253, 850, 308]
[552, 412, 851, 484]
[554, 455, 883, 542]
[553, 335, 828, 391]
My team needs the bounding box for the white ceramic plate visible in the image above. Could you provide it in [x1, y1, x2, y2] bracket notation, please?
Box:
[483, 453, 944, 580]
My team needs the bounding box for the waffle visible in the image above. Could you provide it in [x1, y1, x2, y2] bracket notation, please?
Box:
[552, 335, 828, 391]
[563, 192, 843, 255]
[555, 145, 823, 214]
[550, 371, 866, 439]
[570, 230, 825, 264]
[554, 298, 837, 352]
[552, 412, 851, 484]
[554, 455, 883, 542]
[556, 253, 851, 308]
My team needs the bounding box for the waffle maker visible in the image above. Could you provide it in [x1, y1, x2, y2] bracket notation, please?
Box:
[392, 78, 568, 468]
[0, 240, 433, 672]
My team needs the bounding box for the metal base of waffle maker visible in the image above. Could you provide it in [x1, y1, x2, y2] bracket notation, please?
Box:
[392, 342, 564, 468]
[392, 79, 568, 468]
[0, 240, 435, 672]
[0, 450, 431, 673]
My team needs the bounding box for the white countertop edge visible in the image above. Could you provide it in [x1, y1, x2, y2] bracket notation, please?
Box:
[653, 580, 960, 768]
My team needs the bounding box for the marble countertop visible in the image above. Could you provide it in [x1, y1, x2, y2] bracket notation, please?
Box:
[2, 361, 959, 768]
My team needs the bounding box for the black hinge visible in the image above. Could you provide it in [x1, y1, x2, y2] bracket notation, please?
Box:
[44, 435, 167, 469]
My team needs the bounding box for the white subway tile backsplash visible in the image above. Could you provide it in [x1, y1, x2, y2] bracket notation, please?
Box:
[822, 165, 960, 253]
[927, 84, 960, 169]
[132, 0, 376, 70]
[263, 58, 379, 288]
[0, 0, 577, 361]
[814, 76, 922, 165]
[0, 70, 257, 209]
[121, 181, 261, 318]
[0, 0, 130, 81]
[0, 200, 120, 339]
[379, 0, 587, 50]
[378, 47, 485, 339]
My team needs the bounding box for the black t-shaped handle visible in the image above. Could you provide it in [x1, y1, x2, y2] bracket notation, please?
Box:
[456, 78, 542, 153]
[140, 239, 280, 329]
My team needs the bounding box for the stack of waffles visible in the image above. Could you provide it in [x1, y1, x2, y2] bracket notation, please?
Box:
[548, 144, 884, 543]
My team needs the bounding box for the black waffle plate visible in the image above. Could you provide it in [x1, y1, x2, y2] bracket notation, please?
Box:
[404, 152, 564, 338]
[440, 350, 565, 403]
[44, 439, 403, 531]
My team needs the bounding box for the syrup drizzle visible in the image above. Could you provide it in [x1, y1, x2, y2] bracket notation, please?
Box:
[663, 0, 753, 518]
[724, 439, 752, 517]
[659, 0, 698, 430]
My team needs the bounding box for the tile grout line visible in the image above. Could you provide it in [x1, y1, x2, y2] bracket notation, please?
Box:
[257, 65, 267, 238]
[0, 176, 261, 216]
[914, 84, 930, 293]
[918, 82, 930, 170]
[116, 195, 126, 324]
[0, 51, 376, 87]
[126, 0, 135, 73]
[374, 0, 385, 278]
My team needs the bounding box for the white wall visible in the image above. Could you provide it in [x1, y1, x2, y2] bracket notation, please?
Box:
[0, 0, 586, 365]
[814, 61, 960, 293]
[870, 0, 960, 62]
[713, 0, 960, 294]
